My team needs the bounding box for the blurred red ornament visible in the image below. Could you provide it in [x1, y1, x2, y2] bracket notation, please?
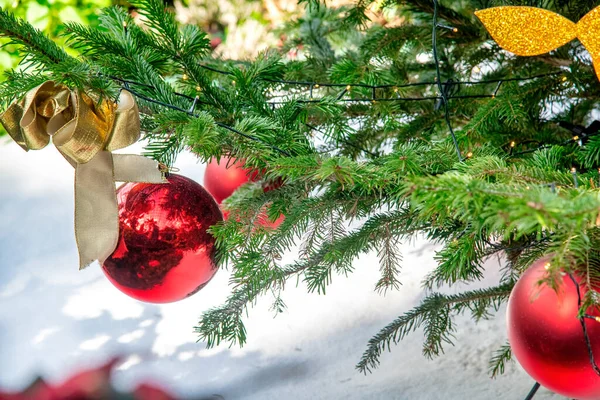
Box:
[204, 156, 285, 229]
[102, 174, 222, 303]
[203, 157, 257, 204]
[209, 37, 222, 50]
[507, 257, 600, 399]
[0, 358, 121, 400]
[255, 211, 285, 229]
[262, 177, 284, 193]
[258, 178, 285, 229]
[134, 383, 176, 400]
[0, 379, 56, 400]
[53, 357, 120, 399]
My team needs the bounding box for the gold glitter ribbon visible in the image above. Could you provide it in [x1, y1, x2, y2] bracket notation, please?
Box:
[0, 81, 165, 269]
[475, 6, 600, 80]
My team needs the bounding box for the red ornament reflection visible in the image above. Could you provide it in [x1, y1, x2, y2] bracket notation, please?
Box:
[507, 257, 600, 399]
[102, 174, 222, 303]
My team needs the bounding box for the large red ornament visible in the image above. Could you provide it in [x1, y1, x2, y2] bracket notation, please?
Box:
[507, 257, 600, 399]
[102, 174, 222, 303]
[203, 157, 257, 204]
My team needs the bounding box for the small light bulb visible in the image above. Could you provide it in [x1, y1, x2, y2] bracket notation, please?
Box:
[232, 80, 236, 85]
[571, 167, 577, 173]
[196, 85, 201, 91]
[473, 66, 481, 73]
[466, 151, 473, 158]
[544, 262, 551, 270]
[562, 76, 568, 82]
[346, 85, 351, 91]
[122, 21, 127, 28]
[510, 141, 516, 148]
[182, 74, 189, 81]
[573, 135, 580, 141]
[314, 84, 320, 89]
[393, 87, 398, 93]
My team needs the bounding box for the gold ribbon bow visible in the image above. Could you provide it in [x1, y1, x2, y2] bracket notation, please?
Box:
[475, 6, 600, 80]
[1, 81, 165, 269]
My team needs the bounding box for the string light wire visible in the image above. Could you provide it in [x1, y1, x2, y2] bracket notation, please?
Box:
[432, 0, 462, 161]
[111, 71, 563, 161]
[569, 273, 600, 376]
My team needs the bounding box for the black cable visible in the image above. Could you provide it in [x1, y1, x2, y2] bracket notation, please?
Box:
[197, 63, 559, 90]
[122, 87, 291, 157]
[432, 0, 462, 161]
[568, 273, 600, 376]
[511, 130, 600, 157]
[524, 382, 540, 400]
[267, 94, 496, 105]
[304, 123, 379, 158]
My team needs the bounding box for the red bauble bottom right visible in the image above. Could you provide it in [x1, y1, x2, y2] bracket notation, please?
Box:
[507, 257, 600, 399]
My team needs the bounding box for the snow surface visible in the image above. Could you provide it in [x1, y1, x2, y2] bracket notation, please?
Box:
[0, 138, 562, 399]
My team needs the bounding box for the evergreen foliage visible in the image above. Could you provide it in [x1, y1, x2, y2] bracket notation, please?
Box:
[0, 0, 109, 73]
[2, 0, 600, 378]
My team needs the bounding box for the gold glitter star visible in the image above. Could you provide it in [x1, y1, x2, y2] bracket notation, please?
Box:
[475, 5, 600, 80]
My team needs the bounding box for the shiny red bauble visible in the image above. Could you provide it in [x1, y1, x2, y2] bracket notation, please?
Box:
[102, 174, 222, 303]
[507, 257, 600, 399]
[203, 157, 257, 204]
[204, 157, 285, 229]
[256, 212, 285, 230]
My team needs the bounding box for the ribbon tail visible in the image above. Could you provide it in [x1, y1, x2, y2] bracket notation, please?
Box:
[75, 151, 119, 269]
[112, 154, 166, 183]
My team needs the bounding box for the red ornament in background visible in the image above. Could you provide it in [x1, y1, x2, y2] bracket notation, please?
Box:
[257, 178, 285, 229]
[204, 157, 285, 229]
[0, 357, 179, 400]
[203, 157, 257, 204]
[102, 174, 222, 303]
[134, 383, 176, 400]
[507, 257, 600, 399]
[53, 357, 120, 399]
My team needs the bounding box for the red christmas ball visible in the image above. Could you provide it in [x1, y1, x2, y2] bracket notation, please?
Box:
[102, 174, 222, 303]
[507, 257, 600, 399]
[255, 210, 285, 229]
[203, 157, 257, 203]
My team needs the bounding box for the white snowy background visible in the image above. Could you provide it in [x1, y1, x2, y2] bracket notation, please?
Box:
[0, 139, 562, 399]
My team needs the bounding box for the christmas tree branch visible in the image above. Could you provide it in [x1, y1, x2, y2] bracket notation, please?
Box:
[356, 283, 513, 374]
[0, 7, 73, 66]
[489, 342, 512, 378]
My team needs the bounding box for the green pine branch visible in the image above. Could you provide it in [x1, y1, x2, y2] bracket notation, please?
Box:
[5, 0, 600, 381]
[356, 283, 513, 374]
